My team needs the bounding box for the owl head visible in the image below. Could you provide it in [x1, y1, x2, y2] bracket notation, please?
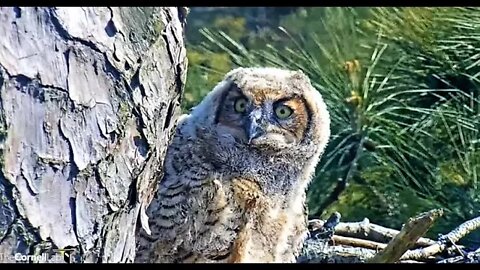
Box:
[189, 67, 330, 161]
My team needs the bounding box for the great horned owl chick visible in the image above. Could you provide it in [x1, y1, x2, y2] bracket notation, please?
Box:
[135, 67, 331, 263]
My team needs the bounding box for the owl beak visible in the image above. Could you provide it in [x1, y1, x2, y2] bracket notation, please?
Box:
[248, 122, 265, 144]
[246, 109, 266, 144]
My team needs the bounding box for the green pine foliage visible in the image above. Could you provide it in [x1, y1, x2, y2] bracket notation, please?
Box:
[184, 7, 480, 246]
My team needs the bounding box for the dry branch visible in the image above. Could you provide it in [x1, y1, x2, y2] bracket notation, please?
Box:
[301, 210, 480, 264]
[368, 209, 443, 263]
[309, 218, 436, 247]
[443, 216, 480, 243]
[298, 239, 377, 263]
[332, 235, 386, 250]
[398, 260, 425, 263]
[437, 256, 464, 264]
[401, 216, 480, 261]
[299, 237, 428, 263]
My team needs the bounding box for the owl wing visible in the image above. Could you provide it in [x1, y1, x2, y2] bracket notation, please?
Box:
[135, 123, 236, 262]
[137, 113, 190, 236]
[136, 176, 235, 262]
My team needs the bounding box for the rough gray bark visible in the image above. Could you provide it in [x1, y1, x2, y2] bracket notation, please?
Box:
[0, 7, 187, 263]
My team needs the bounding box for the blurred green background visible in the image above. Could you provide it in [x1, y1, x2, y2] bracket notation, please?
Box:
[183, 7, 480, 248]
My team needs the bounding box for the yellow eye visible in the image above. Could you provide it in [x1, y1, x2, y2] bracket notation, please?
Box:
[234, 98, 248, 113]
[275, 105, 293, 119]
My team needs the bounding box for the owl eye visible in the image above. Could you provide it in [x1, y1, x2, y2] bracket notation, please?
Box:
[275, 105, 293, 119]
[234, 97, 248, 113]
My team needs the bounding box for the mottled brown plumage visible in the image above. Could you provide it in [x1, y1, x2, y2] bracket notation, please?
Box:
[135, 67, 331, 263]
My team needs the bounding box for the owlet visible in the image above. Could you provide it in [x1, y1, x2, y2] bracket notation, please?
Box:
[135, 67, 331, 263]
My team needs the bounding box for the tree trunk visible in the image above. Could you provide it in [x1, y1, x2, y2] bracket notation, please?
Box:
[0, 7, 187, 263]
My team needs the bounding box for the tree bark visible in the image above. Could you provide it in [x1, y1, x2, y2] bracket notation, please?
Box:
[0, 7, 187, 263]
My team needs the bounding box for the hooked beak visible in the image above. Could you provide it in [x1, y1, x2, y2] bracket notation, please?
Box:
[246, 109, 266, 144]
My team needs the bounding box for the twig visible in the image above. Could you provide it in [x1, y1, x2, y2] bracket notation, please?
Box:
[298, 239, 377, 263]
[402, 215, 480, 261]
[303, 213, 480, 264]
[398, 260, 425, 263]
[442, 216, 480, 243]
[332, 235, 386, 251]
[335, 218, 437, 247]
[437, 255, 464, 264]
[310, 218, 436, 247]
[368, 209, 443, 263]
[448, 237, 465, 256]
[299, 238, 432, 264]
[437, 249, 480, 264]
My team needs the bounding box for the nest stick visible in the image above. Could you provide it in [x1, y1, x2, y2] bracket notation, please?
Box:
[402, 215, 480, 261]
[368, 209, 443, 263]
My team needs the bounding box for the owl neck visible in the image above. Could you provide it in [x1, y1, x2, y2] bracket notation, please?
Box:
[216, 143, 314, 197]
[194, 126, 319, 197]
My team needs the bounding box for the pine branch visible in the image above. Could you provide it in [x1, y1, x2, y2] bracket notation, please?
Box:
[313, 137, 365, 217]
